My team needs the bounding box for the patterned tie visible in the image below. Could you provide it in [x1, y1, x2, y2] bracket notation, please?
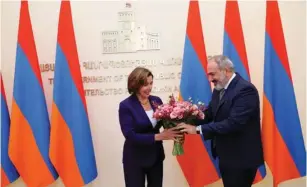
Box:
[219, 88, 225, 101]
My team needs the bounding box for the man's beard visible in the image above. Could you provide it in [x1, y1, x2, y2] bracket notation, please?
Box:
[215, 84, 224, 91]
[214, 72, 227, 91]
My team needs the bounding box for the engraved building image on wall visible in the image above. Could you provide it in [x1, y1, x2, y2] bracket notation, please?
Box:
[102, 2, 160, 54]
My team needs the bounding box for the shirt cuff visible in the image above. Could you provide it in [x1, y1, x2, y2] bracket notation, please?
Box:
[196, 125, 203, 134]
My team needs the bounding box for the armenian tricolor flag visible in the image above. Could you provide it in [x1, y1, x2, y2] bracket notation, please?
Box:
[176, 1, 220, 186]
[222, 0, 266, 183]
[262, 0, 306, 186]
[49, 1, 98, 186]
[1, 74, 19, 187]
[8, 1, 58, 187]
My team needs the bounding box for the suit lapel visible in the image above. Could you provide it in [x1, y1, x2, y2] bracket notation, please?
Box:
[211, 90, 220, 116]
[131, 94, 154, 128]
[218, 90, 227, 107]
[215, 90, 228, 114]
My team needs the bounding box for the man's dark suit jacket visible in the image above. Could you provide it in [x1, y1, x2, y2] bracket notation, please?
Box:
[199, 73, 264, 169]
[118, 94, 165, 167]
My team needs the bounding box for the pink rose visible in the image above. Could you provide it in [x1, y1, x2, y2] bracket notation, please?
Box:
[192, 110, 199, 116]
[198, 111, 205, 119]
[170, 112, 178, 119]
[178, 114, 184, 119]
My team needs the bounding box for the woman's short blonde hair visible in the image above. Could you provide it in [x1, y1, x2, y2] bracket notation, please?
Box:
[127, 67, 153, 94]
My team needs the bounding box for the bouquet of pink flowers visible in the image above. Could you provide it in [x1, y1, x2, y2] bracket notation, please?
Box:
[153, 94, 205, 156]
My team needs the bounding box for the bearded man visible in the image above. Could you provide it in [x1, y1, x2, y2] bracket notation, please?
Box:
[178, 55, 264, 187]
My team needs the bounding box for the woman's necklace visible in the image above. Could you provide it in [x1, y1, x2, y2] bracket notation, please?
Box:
[140, 100, 149, 105]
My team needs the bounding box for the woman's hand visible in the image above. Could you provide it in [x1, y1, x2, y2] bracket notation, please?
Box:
[155, 127, 183, 141]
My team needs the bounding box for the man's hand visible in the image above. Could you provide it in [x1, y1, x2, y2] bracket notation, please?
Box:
[177, 123, 197, 134]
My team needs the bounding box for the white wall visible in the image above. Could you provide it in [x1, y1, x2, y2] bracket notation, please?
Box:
[1, 1, 305, 187]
